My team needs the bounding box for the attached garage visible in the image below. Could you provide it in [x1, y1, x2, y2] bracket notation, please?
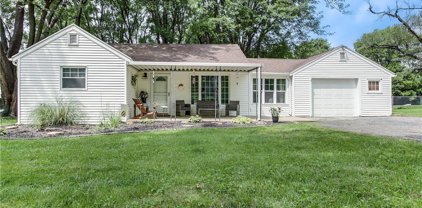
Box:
[292, 46, 395, 118]
[312, 79, 358, 117]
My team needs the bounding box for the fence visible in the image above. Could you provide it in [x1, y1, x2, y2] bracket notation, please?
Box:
[392, 96, 422, 106]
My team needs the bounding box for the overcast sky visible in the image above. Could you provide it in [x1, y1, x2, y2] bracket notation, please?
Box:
[315, 0, 418, 49]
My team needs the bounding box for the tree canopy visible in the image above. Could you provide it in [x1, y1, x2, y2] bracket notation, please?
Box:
[355, 25, 422, 96]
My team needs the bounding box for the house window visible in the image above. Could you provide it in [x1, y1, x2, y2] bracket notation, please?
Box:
[62, 67, 86, 89]
[253, 78, 286, 104]
[69, 33, 78, 45]
[221, 76, 229, 104]
[340, 52, 346, 61]
[191, 76, 199, 104]
[368, 80, 380, 92]
[276, 79, 286, 103]
[201, 76, 218, 102]
[264, 79, 274, 103]
[252, 78, 262, 103]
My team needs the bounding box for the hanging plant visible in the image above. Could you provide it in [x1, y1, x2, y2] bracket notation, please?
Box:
[131, 75, 138, 86]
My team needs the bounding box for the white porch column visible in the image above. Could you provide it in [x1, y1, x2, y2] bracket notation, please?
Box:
[256, 67, 262, 121]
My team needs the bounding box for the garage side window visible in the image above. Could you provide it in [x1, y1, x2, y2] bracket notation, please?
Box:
[62, 67, 86, 90]
[368, 80, 380, 92]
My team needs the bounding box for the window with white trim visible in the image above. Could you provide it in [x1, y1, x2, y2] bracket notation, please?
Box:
[62, 67, 86, 89]
[253, 78, 286, 104]
[264, 79, 274, 103]
[368, 80, 380, 92]
[252, 78, 262, 103]
[276, 79, 286, 103]
[69, 33, 78, 45]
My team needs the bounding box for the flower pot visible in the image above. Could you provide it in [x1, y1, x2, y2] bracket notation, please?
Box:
[272, 116, 279, 123]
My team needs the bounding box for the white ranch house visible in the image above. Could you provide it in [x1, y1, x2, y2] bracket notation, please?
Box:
[11, 25, 395, 124]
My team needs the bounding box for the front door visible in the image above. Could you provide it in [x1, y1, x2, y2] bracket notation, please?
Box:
[153, 75, 169, 114]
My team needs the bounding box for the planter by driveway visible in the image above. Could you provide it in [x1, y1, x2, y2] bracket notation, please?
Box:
[318, 117, 422, 141]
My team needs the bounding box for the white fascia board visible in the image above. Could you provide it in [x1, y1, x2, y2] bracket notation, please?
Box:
[128, 61, 261, 71]
[12, 24, 132, 62]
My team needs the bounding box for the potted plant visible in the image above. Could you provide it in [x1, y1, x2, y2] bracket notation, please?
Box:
[269, 107, 281, 123]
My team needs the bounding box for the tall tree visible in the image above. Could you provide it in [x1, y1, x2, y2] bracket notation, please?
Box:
[368, 0, 422, 67]
[0, 0, 68, 116]
[294, 38, 331, 59]
[355, 25, 422, 96]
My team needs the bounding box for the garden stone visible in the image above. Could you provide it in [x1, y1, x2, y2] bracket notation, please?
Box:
[5, 125, 18, 130]
[47, 131, 64, 137]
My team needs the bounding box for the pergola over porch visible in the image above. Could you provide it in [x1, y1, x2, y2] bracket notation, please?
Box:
[127, 61, 263, 120]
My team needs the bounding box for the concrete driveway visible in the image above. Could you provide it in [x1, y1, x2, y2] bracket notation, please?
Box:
[318, 117, 422, 141]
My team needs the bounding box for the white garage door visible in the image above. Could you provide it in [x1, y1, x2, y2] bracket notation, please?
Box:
[312, 79, 357, 117]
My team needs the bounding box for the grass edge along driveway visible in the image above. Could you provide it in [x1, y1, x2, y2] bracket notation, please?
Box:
[1, 123, 421, 207]
[393, 105, 422, 117]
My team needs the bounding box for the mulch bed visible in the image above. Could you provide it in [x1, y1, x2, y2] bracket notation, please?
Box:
[1, 121, 275, 140]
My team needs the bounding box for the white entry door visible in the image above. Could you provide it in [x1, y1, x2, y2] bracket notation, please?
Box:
[153, 75, 169, 114]
[312, 79, 357, 117]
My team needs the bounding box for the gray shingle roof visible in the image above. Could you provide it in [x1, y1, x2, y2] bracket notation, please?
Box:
[111, 44, 249, 63]
[113, 43, 340, 73]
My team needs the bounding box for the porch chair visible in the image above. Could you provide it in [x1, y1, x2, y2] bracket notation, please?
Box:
[133, 98, 156, 119]
[225, 100, 240, 116]
[175, 100, 191, 116]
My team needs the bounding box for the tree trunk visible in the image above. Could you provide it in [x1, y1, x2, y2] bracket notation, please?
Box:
[0, 1, 24, 116]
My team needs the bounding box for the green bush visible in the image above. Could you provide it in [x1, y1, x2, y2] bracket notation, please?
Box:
[99, 113, 121, 129]
[32, 98, 81, 129]
[188, 115, 202, 123]
[231, 116, 253, 124]
[0, 128, 7, 136]
[139, 118, 154, 124]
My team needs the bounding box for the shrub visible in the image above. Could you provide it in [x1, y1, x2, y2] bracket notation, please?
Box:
[32, 98, 81, 129]
[188, 115, 202, 123]
[139, 118, 154, 124]
[269, 107, 281, 117]
[99, 113, 121, 129]
[232, 116, 253, 124]
[0, 128, 7, 136]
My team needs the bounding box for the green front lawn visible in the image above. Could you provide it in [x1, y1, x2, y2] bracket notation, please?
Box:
[0, 117, 16, 126]
[1, 124, 421, 207]
[393, 105, 422, 117]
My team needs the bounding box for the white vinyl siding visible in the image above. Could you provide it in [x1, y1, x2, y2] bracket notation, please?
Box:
[249, 74, 291, 117]
[292, 49, 392, 117]
[19, 29, 127, 124]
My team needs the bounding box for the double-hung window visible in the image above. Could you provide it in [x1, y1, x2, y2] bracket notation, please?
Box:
[264, 79, 274, 103]
[61, 67, 86, 89]
[276, 79, 286, 103]
[253, 78, 286, 104]
[368, 80, 380, 92]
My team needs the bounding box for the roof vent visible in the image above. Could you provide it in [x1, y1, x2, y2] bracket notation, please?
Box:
[340, 51, 346, 62]
[69, 33, 78, 46]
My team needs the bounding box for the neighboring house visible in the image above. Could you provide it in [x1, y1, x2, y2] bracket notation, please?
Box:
[11, 24, 395, 124]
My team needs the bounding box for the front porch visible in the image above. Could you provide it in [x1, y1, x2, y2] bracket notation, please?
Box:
[126, 62, 263, 120]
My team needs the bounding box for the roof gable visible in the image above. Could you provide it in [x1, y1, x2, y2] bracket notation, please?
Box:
[11, 24, 132, 62]
[290, 46, 395, 76]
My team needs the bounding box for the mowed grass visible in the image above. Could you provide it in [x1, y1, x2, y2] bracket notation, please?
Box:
[393, 105, 422, 117]
[1, 124, 421, 207]
[0, 117, 16, 126]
